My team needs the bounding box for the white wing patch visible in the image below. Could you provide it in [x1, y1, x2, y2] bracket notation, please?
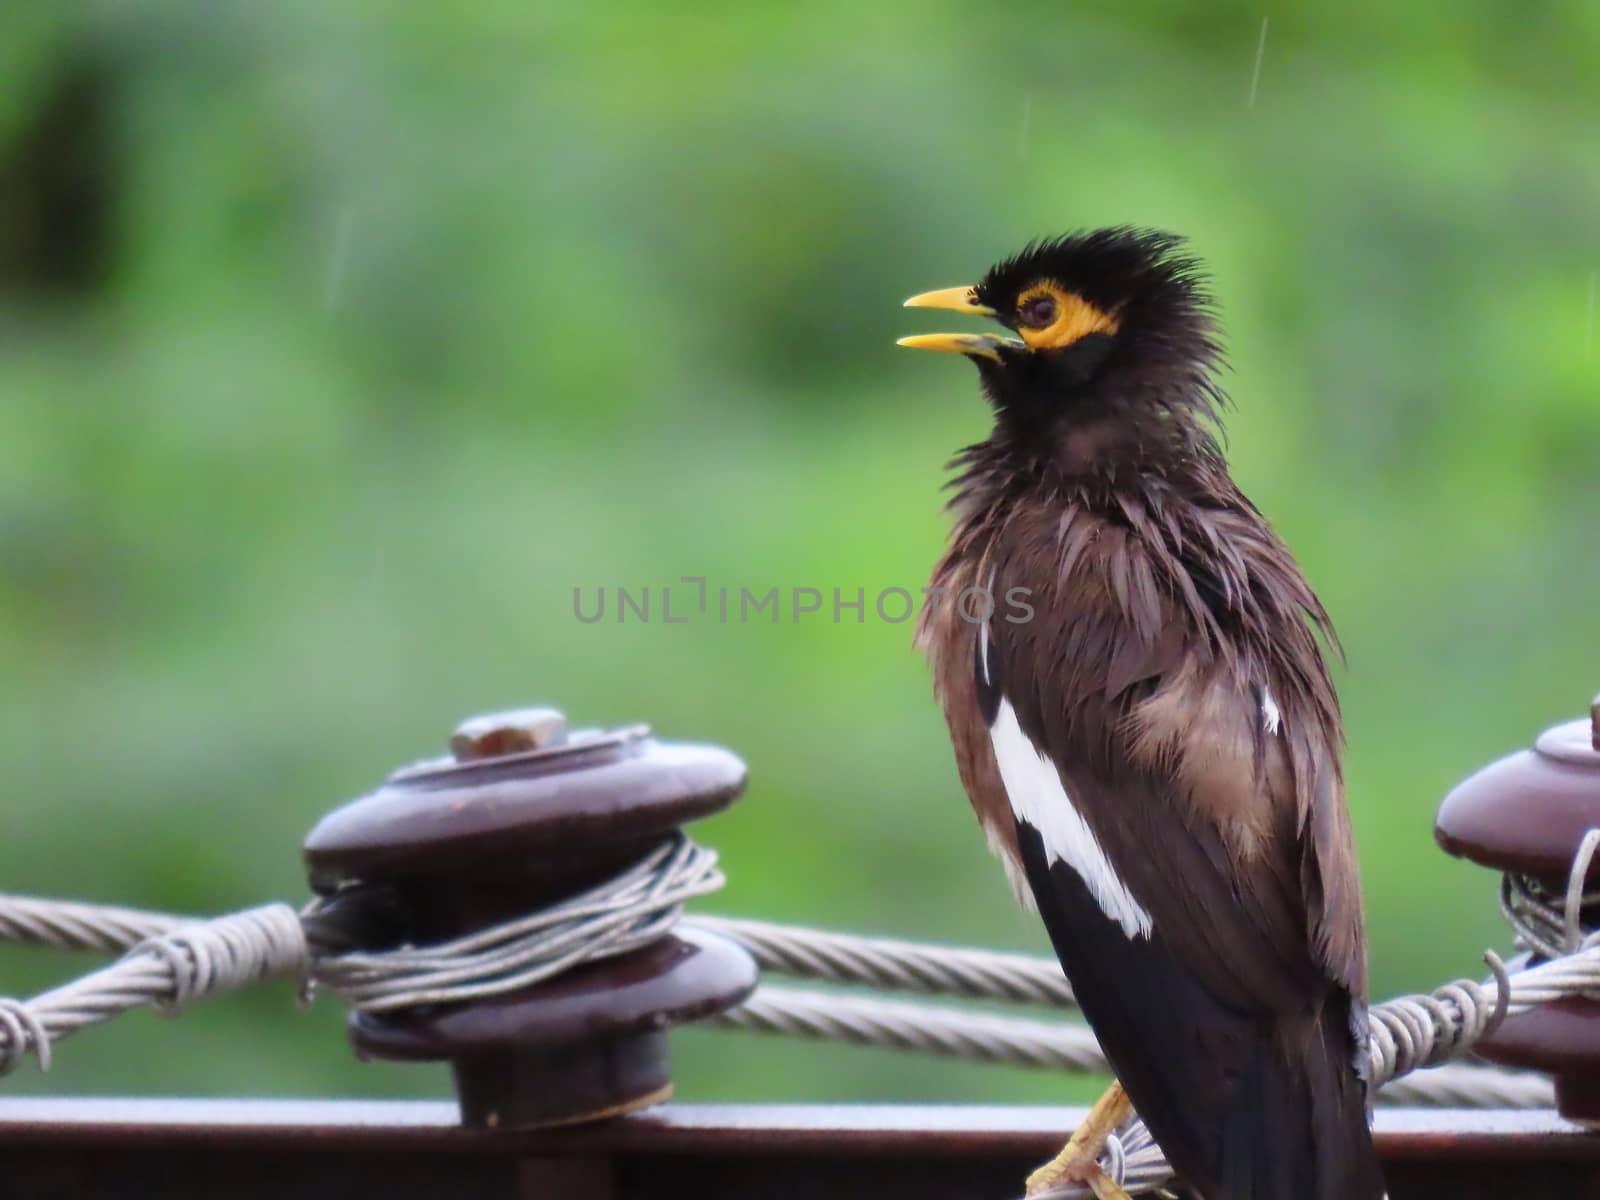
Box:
[989, 697, 1153, 939]
[1261, 687, 1283, 735]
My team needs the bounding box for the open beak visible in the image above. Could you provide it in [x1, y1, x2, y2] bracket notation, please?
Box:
[902, 286, 995, 316]
[898, 286, 1023, 363]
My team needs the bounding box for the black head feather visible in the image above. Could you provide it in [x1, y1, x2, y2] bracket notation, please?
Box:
[976, 228, 1214, 345]
[959, 227, 1230, 480]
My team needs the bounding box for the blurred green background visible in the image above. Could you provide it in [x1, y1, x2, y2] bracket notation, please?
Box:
[1, 2, 1596, 1108]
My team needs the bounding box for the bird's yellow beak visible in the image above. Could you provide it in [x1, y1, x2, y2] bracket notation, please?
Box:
[895, 332, 1016, 363]
[902, 286, 994, 316]
[897, 286, 1022, 363]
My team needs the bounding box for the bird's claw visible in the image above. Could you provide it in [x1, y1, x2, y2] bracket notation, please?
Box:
[1025, 1158, 1133, 1200]
[1020, 1162, 1135, 1200]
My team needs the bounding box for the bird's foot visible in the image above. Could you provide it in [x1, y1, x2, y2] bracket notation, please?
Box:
[1025, 1159, 1133, 1200]
[1024, 1080, 1136, 1200]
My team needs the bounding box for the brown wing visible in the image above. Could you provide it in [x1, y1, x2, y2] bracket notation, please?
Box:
[922, 493, 1368, 1013]
[997, 491, 1367, 1006]
[1204, 499, 1368, 1009]
[981, 522, 1380, 1197]
[916, 551, 1032, 906]
[994, 593, 1330, 1019]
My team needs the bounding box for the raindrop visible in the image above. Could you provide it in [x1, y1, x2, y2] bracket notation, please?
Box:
[323, 204, 354, 312]
[1249, 17, 1270, 108]
[1586, 270, 1596, 362]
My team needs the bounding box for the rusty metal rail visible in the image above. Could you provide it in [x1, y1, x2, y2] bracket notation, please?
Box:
[0, 1100, 1595, 1199]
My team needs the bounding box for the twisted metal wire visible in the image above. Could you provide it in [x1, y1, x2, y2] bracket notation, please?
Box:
[1377, 1061, 1552, 1108]
[694, 915, 1077, 1007]
[0, 895, 182, 953]
[0, 837, 719, 1067]
[0, 884, 1555, 1107]
[1501, 827, 1600, 961]
[710, 979, 1552, 1106]
[1365, 958, 1511, 1083]
[710, 986, 1107, 1072]
[0, 904, 306, 1074]
[313, 836, 723, 1013]
[1048, 1119, 1171, 1198]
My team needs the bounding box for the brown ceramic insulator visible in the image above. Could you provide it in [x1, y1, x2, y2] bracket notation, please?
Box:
[302, 708, 757, 1129]
[1436, 717, 1600, 883]
[1434, 708, 1600, 1125]
[350, 927, 757, 1128]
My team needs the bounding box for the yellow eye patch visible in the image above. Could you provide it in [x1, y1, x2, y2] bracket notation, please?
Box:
[1015, 282, 1120, 351]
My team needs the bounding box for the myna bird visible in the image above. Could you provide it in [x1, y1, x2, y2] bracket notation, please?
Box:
[901, 229, 1384, 1200]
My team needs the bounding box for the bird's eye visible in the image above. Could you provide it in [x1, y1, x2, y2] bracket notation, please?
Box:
[1018, 295, 1058, 329]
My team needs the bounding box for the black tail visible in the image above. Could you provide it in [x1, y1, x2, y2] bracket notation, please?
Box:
[1219, 1001, 1386, 1200]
